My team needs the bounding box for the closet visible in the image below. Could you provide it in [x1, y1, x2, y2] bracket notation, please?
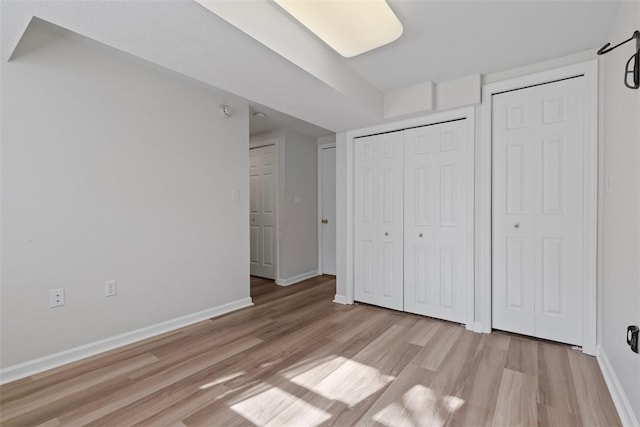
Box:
[354, 118, 473, 324]
[491, 77, 586, 346]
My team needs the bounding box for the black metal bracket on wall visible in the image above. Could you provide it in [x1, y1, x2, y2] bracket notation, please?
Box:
[628, 325, 639, 354]
[597, 30, 640, 90]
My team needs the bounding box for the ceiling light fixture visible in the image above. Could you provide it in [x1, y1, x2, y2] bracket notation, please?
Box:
[272, 0, 403, 58]
[253, 112, 267, 119]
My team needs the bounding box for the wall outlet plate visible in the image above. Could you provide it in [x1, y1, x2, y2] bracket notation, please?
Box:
[49, 288, 65, 308]
[105, 280, 117, 297]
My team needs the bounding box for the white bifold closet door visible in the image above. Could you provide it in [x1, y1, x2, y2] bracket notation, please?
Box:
[354, 119, 471, 319]
[403, 121, 471, 323]
[354, 131, 404, 311]
[492, 77, 585, 345]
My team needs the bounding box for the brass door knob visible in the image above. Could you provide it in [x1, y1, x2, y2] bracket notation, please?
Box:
[321, 219, 328, 224]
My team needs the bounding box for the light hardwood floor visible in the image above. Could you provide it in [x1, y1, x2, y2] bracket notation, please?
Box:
[0, 275, 621, 426]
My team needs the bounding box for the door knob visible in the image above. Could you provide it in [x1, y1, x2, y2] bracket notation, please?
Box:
[321, 219, 328, 224]
[384, 232, 389, 236]
[513, 223, 520, 229]
[419, 233, 423, 238]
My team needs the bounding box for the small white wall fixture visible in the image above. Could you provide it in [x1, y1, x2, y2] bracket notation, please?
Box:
[345, 107, 476, 330]
[479, 61, 598, 355]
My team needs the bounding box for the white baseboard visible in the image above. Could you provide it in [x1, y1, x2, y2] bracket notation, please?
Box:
[596, 345, 640, 427]
[275, 270, 318, 286]
[333, 294, 349, 305]
[0, 297, 253, 385]
[466, 322, 482, 333]
[472, 322, 488, 333]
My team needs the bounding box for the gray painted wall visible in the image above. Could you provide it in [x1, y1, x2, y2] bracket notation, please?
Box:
[600, 1, 640, 422]
[280, 129, 318, 280]
[1, 22, 250, 367]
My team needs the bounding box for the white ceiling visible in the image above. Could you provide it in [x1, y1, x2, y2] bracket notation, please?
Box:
[249, 104, 334, 137]
[346, 0, 620, 91]
[1, 0, 621, 134]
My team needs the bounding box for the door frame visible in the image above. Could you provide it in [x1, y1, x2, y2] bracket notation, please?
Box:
[318, 141, 337, 275]
[479, 60, 598, 355]
[249, 135, 282, 282]
[345, 106, 476, 330]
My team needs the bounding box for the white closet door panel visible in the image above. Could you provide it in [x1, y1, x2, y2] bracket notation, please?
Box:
[492, 77, 585, 345]
[492, 98, 536, 336]
[404, 121, 469, 323]
[355, 132, 404, 311]
[533, 79, 584, 345]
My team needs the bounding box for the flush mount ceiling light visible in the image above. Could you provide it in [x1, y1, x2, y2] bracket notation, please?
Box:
[253, 112, 267, 119]
[272, 0, 403, 58]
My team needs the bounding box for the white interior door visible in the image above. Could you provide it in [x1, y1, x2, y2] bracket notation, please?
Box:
[492, 77, 585, 345]
[250, 145, 277, 279]
[354, 132, 404, 311]
[403, 120, 470, 323]
[320, 146, 336, 275]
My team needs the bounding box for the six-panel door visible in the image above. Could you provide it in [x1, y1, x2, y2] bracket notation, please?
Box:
[354, 132, 404, 311]
[492, 77, 585, 345]
[403, 120, 470, 322]
[250, 144, 277, 280]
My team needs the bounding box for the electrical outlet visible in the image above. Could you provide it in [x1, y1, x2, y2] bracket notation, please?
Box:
[49, 288, 65, 308]
[104, 280, 117, 297]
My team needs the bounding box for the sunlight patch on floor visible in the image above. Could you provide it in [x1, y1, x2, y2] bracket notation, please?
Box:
[230, 387, 331, 426]
[199, 372, 245, 390]
[281, 355, 338, 380]
[291, 356, 395, 407]
[373, 385, 465, 427]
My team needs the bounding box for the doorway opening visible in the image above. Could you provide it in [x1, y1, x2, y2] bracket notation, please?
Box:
[248, 106, 336, 302]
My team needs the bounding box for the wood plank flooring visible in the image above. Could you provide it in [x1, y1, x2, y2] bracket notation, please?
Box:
[0, 275, 621, 426]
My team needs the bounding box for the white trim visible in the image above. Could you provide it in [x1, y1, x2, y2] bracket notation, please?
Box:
[0, 297, 253, 385]
[597, 346, 640, 427]
[318, 142, 336, 275]
[333, 294, 349, 305]
[346, 106, 476, 330]
[479, 60, 599, 355]
[275, 270, 318, 286]
[465, 109, 476, 331]
[276, 134, 286, 284]
[471, 322, 485, 333]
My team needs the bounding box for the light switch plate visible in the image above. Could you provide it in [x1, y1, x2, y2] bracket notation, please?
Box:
[105, 280, 117, 297]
